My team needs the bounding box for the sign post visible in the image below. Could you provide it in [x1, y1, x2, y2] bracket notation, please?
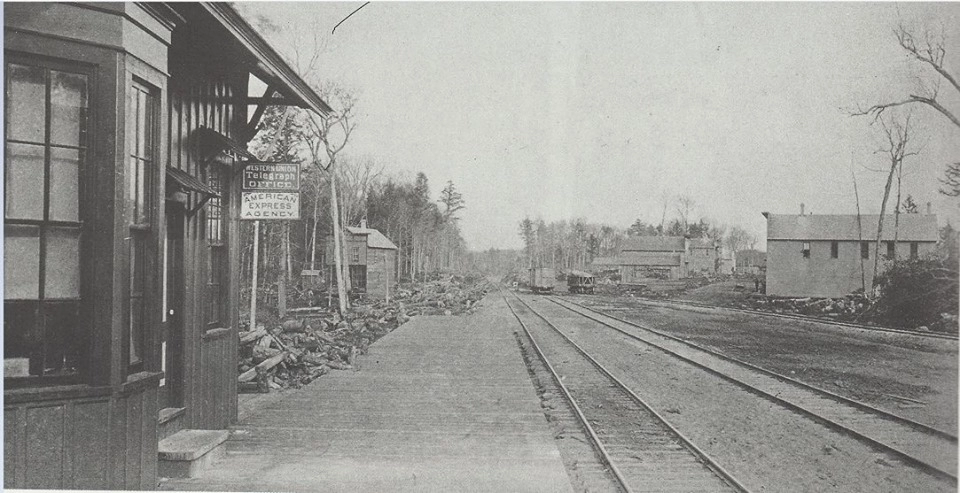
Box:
[241, 162, 300, 327]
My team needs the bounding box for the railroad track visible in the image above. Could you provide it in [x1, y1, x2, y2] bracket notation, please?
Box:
[578, 295, 959, 341]
[501, 288, 750, 493]
[548, 295, 959, 485]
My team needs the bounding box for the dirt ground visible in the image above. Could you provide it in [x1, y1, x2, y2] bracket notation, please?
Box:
[570, 295, 959, 434]
[676, 279, 757, 304]
[531, 297, 955, 493]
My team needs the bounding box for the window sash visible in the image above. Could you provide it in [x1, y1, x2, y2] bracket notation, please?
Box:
[206, 245, 227, 327]
[4, 58, 90, 381]
[125, 79, 157, 373]
[205, 164, 227, 327]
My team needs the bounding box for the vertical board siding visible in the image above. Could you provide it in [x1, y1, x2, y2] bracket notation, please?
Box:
[139, 387, 159, 489]
[3, 386, 156, 490]
[25, 405, 65, 488]
[199, 332, 232, 429]
[124, 393, 143, 489]
[4, 408, 19, 485]
[108, 396, 126, 488]
[167, 71, 243, 431]
[72, 401, 110, 489]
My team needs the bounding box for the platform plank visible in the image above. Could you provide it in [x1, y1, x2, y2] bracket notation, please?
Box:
[161, 295, 573, 492]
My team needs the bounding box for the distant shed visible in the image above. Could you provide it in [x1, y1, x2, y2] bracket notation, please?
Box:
[325, 222, 398, 300]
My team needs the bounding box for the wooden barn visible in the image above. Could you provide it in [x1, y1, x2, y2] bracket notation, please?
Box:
[591, 235, 719, 281]
[324, 220, 399, 300]
[3, 2, 329, 489]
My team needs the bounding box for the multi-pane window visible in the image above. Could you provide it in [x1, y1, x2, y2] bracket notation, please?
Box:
[4, 61, 88, 380]
[351, 246, 360, 263]
[801, 242, 810, 259]
[861, 242, 870, 260]
[830, 241, 839, 259]
[886, 241, 896, 259]
[910, 242, 919, 259]
[127, 80, 156, 372]
[206, 165, 226, 327]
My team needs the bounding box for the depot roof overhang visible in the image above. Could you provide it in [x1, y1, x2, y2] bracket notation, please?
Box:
[170, 2, 333, 116]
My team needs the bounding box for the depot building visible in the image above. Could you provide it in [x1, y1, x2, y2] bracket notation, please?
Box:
[3, 2, 329, 489]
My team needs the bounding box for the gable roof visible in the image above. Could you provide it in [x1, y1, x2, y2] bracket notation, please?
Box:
[173, 3, 333, 115]
[591, 256, 620, 267]
[346, 227, 398, 250]
[621, 236, 686, 252]
[619, 252, 683, 266]
[765, 214, 938, 242]
[594, 252, 683, 267]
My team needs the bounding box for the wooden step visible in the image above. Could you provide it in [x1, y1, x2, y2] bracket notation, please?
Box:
[158, 407, 186, 441]
[158, 429, 229, 478]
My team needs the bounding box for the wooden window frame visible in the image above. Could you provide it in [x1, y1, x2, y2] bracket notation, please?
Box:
[861, 242, 870, 260]
[801, 242, 811, 259]
[205, 163, 228, 329]
[4, 55, 93, 387]
[125, 78, 160, 375]
[830, 241, 839, 259]
[910, 242, 919, 259]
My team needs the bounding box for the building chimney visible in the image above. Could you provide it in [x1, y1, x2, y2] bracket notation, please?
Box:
[360, 217, 368, 229]
[927, 202, 932, 215]
[800, 203, 805, 215]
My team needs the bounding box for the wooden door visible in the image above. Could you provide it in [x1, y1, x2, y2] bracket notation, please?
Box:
[160, 204, 185, 408]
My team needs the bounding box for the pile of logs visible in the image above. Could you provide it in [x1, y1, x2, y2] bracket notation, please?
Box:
[237, 300, 409, 392]
[238, 275, 491, 392]
[738, 296, 871, 321]
[393, 275, 492, 316]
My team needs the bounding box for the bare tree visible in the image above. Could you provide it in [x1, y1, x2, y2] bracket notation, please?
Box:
[304, 84, 357, 314]
[338, 155, 384, 227]
[854, 22, 960, 130]
[940, 162, 960, 196]
[872, 113, 919, 288]
[675, 195, 696, 236]
[724, 226, 757, 254]
[853, 22, 959, 198]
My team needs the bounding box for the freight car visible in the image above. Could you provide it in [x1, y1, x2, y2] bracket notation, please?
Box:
[566, 269, 596, 294]
[528, 267, 556, 294]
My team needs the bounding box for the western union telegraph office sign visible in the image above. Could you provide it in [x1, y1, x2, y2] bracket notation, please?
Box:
[241, 163, 301, 220]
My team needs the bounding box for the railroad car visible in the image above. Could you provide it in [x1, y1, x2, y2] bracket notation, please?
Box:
[528, 267, 556, 294]
[566, 269, 596, 294]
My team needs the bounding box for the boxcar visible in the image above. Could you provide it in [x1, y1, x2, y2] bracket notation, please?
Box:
[528, 267, 556, 294]
[566, 269, 596, 294]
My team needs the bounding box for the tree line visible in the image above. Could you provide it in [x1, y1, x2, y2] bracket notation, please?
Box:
[516, 195, 760, 272]
[240, 103, 469, 317]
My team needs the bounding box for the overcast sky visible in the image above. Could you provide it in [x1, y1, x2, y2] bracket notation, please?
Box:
[240, 2, 960, 251]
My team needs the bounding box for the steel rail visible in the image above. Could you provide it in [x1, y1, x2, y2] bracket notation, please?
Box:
[549, 295, 959, 484]
[507, 289, 752, 493]
[498, 288, 634, 493]
[608, 295, 959, 341]
[558, 296, 957, 441]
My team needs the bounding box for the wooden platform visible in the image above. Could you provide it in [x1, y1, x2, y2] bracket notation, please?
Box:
[160, 295, 573, 492]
